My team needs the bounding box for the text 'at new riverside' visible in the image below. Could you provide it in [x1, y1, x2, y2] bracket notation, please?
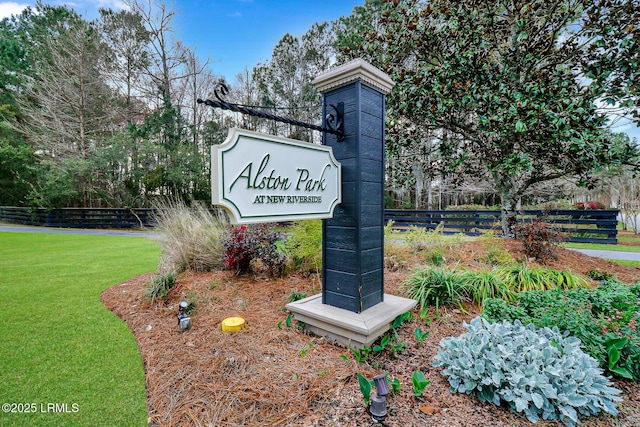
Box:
[211, 128, 341, 223]
[253, 195, 323, 204]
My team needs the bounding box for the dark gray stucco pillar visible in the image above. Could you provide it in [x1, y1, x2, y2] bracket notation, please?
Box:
[312, 59, 395, 313]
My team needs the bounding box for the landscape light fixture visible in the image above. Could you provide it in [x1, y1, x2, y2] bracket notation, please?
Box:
[370, 373, 389, 423]
[177, 300, 191, 331]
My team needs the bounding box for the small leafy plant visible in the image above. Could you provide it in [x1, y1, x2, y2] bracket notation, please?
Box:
[286, 290, 307, 303]
[277, 313, 293, 329]
[357, 372, 372, 404]
[586, 270, 616, 282]
[411, 370, 430, 397]
[352, 346, 372, 363]
[434, 317, 621, 426]
[414, 327, 429, 346]
[146, 271, 177, 300]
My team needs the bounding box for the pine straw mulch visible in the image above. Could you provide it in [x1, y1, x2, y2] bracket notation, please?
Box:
[102, 241, 640, 427]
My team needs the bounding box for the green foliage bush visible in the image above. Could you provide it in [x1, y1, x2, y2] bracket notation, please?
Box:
[153, 200, 226, 273]
[283, 220, 322, 274]
[482, 281, 640, 379]
[477, 231, 515, 265]
[433, 317, 621, 426]
[403, 225, 431, 253]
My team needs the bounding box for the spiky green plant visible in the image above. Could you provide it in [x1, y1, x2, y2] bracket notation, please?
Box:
[460, 268, 516, 308]
[401, 266, 467, 315]
[494, 265, 588, 293]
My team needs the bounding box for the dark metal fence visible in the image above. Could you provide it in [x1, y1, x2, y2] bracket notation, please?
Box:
[1, 206, 619, 244]
[384, 209, 619, 244]
[0, 207, 156, 228]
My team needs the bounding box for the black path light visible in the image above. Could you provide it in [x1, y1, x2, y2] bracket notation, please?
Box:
[177, 300, 192, 331]
[370, 373, 390, 424]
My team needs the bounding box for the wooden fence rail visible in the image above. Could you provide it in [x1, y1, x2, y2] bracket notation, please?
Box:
[0, 207, 156, 229]
[384, 209, 619, 244]
[1, 206, 619, 244]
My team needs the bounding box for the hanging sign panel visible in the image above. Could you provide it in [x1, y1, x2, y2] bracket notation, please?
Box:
[212, 128, 341, 224]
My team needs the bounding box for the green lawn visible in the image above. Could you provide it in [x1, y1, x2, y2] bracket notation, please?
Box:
[607, 259, 640, 269]
[562, 242, 640, 252]
[0, 232, 159, 427]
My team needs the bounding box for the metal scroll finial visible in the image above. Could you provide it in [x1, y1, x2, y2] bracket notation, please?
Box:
[214, 79, 229, 102]
[325, 104, 344, 140]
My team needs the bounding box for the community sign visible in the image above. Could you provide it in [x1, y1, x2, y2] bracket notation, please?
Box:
[212, 128, 341, 223]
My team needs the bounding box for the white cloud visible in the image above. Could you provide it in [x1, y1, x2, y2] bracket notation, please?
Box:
[228, 11, 242, 17]
[0, 2, 30, 19]
[88, 0, 128, 10]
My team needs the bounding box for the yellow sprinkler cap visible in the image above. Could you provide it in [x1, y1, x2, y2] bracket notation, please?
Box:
[221, 317, 246, 332]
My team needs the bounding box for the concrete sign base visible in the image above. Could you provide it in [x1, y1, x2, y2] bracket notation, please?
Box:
[286, 293, 416, 349]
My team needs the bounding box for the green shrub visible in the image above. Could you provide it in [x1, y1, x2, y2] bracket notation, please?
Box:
[433, 317, 621, 426]
[424, 245, 445, 266]
[482, 281, 640, 379]
[284, 220, 322, 273]
[153, 200, 226, 273]
[403, 225, 431, 253]
[586, 270, 616, 282]
[477, 230, 515, 265]
[401, 266, 467, 314]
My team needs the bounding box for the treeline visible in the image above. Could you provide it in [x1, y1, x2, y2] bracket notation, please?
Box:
[0, 0, 332, 208]
[1, 0, 639, 224]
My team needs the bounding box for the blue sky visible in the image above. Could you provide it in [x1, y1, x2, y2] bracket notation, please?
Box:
[0, 0, 363, 79]
[1, 0, 638, 141]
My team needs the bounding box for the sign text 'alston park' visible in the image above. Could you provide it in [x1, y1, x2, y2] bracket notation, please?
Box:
[212, 128, 341, 223]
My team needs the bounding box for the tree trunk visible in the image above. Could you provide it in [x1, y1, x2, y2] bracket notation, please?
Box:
[500, 186, 519, 239]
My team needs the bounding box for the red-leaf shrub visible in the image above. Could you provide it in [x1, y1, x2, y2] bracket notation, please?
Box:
[513, 220, 564, 263]
[222, 224, 287, 276]
[575, 201, 606, 210]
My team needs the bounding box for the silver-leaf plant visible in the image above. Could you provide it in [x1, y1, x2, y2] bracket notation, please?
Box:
[433, 317, 621, 426]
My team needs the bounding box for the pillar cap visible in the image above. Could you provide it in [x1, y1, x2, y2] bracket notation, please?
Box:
[312, 58, 395, 95]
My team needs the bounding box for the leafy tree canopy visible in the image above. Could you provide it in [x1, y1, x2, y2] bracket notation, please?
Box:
[337, 0, 639, 235]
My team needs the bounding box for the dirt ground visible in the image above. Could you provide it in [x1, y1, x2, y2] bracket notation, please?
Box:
[102, 240, 640, 427]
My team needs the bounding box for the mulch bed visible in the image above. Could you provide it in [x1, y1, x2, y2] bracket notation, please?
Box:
[102, 242, 640, 426]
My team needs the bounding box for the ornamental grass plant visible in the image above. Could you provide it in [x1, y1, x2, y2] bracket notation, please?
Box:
[401, 266, 467, 315]
[494, 264, 589, 293]
[153, 199, 227, 273]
